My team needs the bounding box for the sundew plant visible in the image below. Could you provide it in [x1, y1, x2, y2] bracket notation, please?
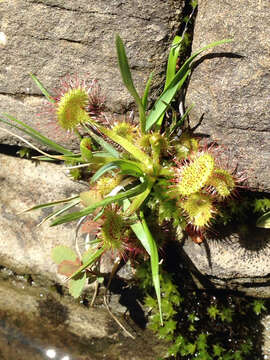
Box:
[0, 34, 241, 323]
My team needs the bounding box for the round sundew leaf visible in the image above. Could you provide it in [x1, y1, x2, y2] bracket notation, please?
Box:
[57, 259, 81, 277]
[207, 168, 235, 198]
[181, 193, 214, 228]
[68, 272, 87, 298]
[56, 88, 90, 130]
[80, 137, 93, 161]
[80, 190, 102, 207]
[51, 245, 77, 264]
[177, 153, 215, 196]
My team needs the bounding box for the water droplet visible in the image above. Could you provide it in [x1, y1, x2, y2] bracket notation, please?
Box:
[46, 349, 56, 359]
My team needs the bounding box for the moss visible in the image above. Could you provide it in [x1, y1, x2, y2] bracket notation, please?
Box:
[136, 256, 266, 360]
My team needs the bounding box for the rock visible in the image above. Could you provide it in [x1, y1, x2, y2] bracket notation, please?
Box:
[182, 222, 270, 297]
[0, 153, 167, 358]
[0, 278, 167, 360]
[0, 153, 87, 284]
[0, 0, 184, 149]
[262, 315, 270, 359]
[186, 0, 270, 192]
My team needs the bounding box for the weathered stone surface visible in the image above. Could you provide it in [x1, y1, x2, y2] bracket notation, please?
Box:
[186, 0, 270, 191]
[262, 315, 270, 359]
[0, 153, 167, 358]
[182, 223, 270, 297]
[0, 0, 184, 148]
[0, 153, 87, 283]
[0, 278, 166, 360]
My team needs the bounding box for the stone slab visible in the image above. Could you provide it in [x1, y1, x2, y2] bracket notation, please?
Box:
[0, 0, 184, 149]
[0, 153, 87, 283]
[186, 0, 270, 191]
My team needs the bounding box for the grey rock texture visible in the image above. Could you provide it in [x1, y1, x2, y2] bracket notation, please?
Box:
[0, 0, 184, 149]
[186, 0, 270, 192]
[182, 223, 270, 297]
[0, 153, 166, 359]
[0, 153, 86, 282]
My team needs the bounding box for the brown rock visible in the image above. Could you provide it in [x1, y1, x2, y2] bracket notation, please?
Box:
[0, 279, 167, 360]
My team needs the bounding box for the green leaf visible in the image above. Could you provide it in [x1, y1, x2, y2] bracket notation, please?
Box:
[1, 114, 73, 155]
[165, 35, 182, 90]
[69, 272, 87, 298]
[91, 159, 143, 183]
[146, 70, 190, 131]
[125, 177, 155, 215]
[219, 307, 233, 323]
[82, 247, 101, 264]
[51, 181, 147, 226]
[140, 211, 163, 325]
[30, 73, 55, 103]
[253, 299, 266, 315]
[95, 123, 152, 165]
[155, 35, 183, 131]
[51, 245, 77, 264]
[213, 344, 225, 357]
[82, 125, 120, 158]
[170, 103, 194, 133]
[130, 220, 151, 255]
[256, 211, 270, 228]
[115, 35, 146, 133]
[146, 39, 233, 131]
[69, 246, 105, 279]
[20, 195, 80, 213]
[37, 198, 80, 226]
[142, 72, 154, 111]
[122, 199, 151, 255]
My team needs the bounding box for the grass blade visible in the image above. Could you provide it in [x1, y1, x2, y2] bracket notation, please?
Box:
[170, 103, 194, 134]
[91, 159, 143, 183]
[20, 195, 80, 214]
[37, 198, 80, 226]
[1, 114, 74, 155]
[95, 124, 152, 165]
[30, 73, 55, 103]
[69, 246, 106, 279]
[50, 181, 147, 226]
[140, 211, 163, 325]
[115, 35, 146, 133]
[146, 39, 233, 131]
[125, 177, 155, 215]
[256, 211, 270, 228]
[164, 35, 182, 90]
[155, 36, 182, 129]
[82, 125, 120, 158]
[146, 70, 190, 131]
[142, 72, 154, 111]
